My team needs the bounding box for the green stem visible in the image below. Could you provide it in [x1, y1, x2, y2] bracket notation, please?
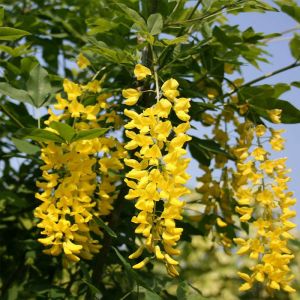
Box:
[168, 0, 246, 26]
[0, 104, 24, 128]
[158, 0, 203, 67]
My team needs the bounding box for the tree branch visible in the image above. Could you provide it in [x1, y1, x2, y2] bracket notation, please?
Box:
[224, 61, 300, 98]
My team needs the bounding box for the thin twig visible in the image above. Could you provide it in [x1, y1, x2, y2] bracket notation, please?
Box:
[223, 61, 300, 98]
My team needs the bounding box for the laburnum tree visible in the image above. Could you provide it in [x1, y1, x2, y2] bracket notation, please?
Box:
[1, 0, 300, 299]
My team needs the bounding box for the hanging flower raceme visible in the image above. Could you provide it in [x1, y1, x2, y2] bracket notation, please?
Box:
[35, 75, 124, 262]
[195, 106, 238, 250]
[123, 65, 191, 276]
[233, 112, 296, 294]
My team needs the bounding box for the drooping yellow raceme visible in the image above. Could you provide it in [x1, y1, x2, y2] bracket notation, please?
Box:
[36, 77, 124, 262]
[123, 68, 191, 276]
[233, 115, 296, 294]
[195, 107, 238, 250]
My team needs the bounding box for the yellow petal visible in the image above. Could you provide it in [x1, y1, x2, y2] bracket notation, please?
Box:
[129, 246, 144, 259]
[164, 254, 179, 265]
[134, 64, 152, 80]
[132, 257, 150, 269]
[155, 245, 165, 260]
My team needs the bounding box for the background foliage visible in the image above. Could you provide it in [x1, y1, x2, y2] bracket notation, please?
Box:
[1, 0, 300, 299]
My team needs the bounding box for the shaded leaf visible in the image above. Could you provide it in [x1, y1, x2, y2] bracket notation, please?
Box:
[0, 7, 3, 26]
[147, 13, 163, 35]
[115, 3, 147, 32]
[112, 247, 161, 297]
[15, 128, 64, 143]
[191, 136, 233, 158]
[177, 280, 189, 300]
[94, 216, 117, 238]
[11, 137, 40, 154]
[0, 82, 32, 105]
[82, 279, 102, 296]
[50, 121, 76, 143]
[249, 98, 300, 123]
[162, 35, 188, 45]
[144, 290, 161, 300]
[0, 27, 30, 41]
[290, 34, 300, 60]
[26, 65, 52, 108]
[72, 128, 109, 142]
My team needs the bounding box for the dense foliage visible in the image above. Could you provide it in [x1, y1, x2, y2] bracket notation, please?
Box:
[1, 0, 300, 299]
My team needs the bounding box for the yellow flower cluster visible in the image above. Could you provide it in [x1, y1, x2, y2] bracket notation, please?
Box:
[123, 65, 191, 276]
[196, 107, 237, 250]
[35, 76, 125, 262]
[233, 115, 296, 293]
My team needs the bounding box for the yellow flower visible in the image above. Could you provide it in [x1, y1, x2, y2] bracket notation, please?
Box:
[268, 109, 282, 124]
[77, 53, 91, 69]
[224, 63, 235, 74]
[161, 78, 179, 100]
[84, 80, 101, 93]
[124, 73, 190, 277]
[251, 147, 267, 161]
[216, 217, 227, 227]
[68, 99, 85, 118]
[256, 190, 274, 206]
[134, 64, 152, 80]
[255, 124, 266, 137]
[122, 88, 142, 106]
[201, 113, 215, 125]
[63, 79, 82, 101]
[207, 88, 219, 99]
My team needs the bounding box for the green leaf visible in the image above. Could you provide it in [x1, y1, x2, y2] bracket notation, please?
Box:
[15, 128, 64, 143]
[177, 280, 189, 300]
[11, 137, 40, 154]
[115, 3, 147, 32]
[93, 216, 117, 238]
[0, 27, 30, 41]
[87, 17, 117, 35]
[81, 280, 101, 296]
[112, 247, 161, 298]
[0, 82, 33, 105]
[26, 64, 52, 108]
[21, 57, 39, 74]
[290, 34, 300, 60]
[0, 44, 31, 57]
[50, 121, 76, 143]
[144, 290, 161, 300]
[275, 0, 300, 23]
[147, 13, 163, 35]
[72, 128, 109, 142]
[291, 81, 300, 88]
[249, 98, 300, 124]
[202, 0, 213, 11]
[0, 8, 4, 27]
[191, 136, 234, 158]
[162, 35, 188, 45]
[189, 140, 211, 166]
[85, 38, 132, 64]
